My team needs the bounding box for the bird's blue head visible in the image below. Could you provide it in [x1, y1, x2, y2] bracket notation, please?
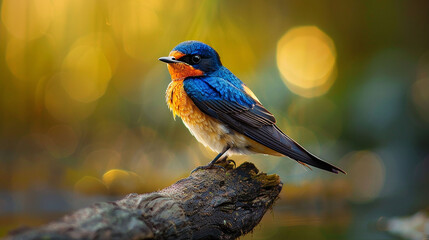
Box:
[159, 41, 222, 81]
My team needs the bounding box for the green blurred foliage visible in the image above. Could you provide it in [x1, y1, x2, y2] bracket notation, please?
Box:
[0, 0, 429, 239]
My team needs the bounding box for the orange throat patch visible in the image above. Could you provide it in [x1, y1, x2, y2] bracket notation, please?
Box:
[165, 79, 202, 121]
[165, 80, 185, 118]
[167, 51, 204, 81]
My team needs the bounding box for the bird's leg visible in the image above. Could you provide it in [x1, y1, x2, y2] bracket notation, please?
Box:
[191, 146, 230, 173]
[208, 146, 230, 166]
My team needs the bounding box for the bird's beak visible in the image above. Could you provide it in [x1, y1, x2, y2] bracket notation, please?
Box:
[158, 56, 182, 64]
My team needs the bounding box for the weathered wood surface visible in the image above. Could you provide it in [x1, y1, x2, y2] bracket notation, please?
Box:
[7, 160, 282, 240]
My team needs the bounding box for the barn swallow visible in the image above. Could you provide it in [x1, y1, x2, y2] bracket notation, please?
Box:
[159, 41, 345, 174]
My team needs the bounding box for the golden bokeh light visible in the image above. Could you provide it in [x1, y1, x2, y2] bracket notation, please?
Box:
[71, 33, 120, 74]
[1, 0, 53, 40]
[108, 0, 163, 62]
[277, 26, 337, 98]
[343, 151, 385, 203]
[102, 169, 143, 195]
[61, 45, 112, 103]
[5, 37, 54, 81]
[44, 74, 98, 122]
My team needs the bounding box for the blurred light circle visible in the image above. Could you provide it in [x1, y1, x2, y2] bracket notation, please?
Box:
[5, 37, 54, 81]
[277, 26, 337, 98]
[72, 33, 120, 73]
[44, 124, 78, 158]
[344, 151, 385, 203]
[108, 0, 161, 62]
[45, 74, 97, 122]
[61, 45, 112, 103]
[102, 169, 143, 195]
[1, 0, 52, 40]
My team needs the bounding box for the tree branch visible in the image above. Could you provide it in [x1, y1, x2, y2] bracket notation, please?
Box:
[7, 160, 283, 240]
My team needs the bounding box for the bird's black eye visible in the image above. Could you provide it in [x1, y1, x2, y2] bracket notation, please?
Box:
[191, 55, 201, 64]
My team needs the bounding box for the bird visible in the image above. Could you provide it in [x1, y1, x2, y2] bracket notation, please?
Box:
[159, 40, 345, 174]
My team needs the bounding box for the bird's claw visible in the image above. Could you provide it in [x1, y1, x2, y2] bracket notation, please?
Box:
[227, 159, 236, 168]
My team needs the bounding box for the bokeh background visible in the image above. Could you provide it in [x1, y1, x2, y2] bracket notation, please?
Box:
[1, 0, 429, 239]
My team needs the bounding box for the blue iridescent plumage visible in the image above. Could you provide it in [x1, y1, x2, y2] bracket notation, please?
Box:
[184, 77, 255, 107]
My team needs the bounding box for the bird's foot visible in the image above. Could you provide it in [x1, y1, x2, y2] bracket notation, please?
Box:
[226, 159, 236, 168]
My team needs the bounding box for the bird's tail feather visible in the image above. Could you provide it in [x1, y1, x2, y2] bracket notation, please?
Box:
[285, 139, 345, 174]
[294, 148, 345, 174]
[241, 124, 345, 174]
[274, 126, 346, 174]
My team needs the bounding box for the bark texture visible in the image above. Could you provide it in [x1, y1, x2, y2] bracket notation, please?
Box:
[7, 161, 282, 240]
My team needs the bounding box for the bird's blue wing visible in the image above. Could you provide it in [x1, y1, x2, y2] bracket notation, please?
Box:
[184, 76, 293, 151]
[183, 76, 276, 127]
[183, 76, 345, 174]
